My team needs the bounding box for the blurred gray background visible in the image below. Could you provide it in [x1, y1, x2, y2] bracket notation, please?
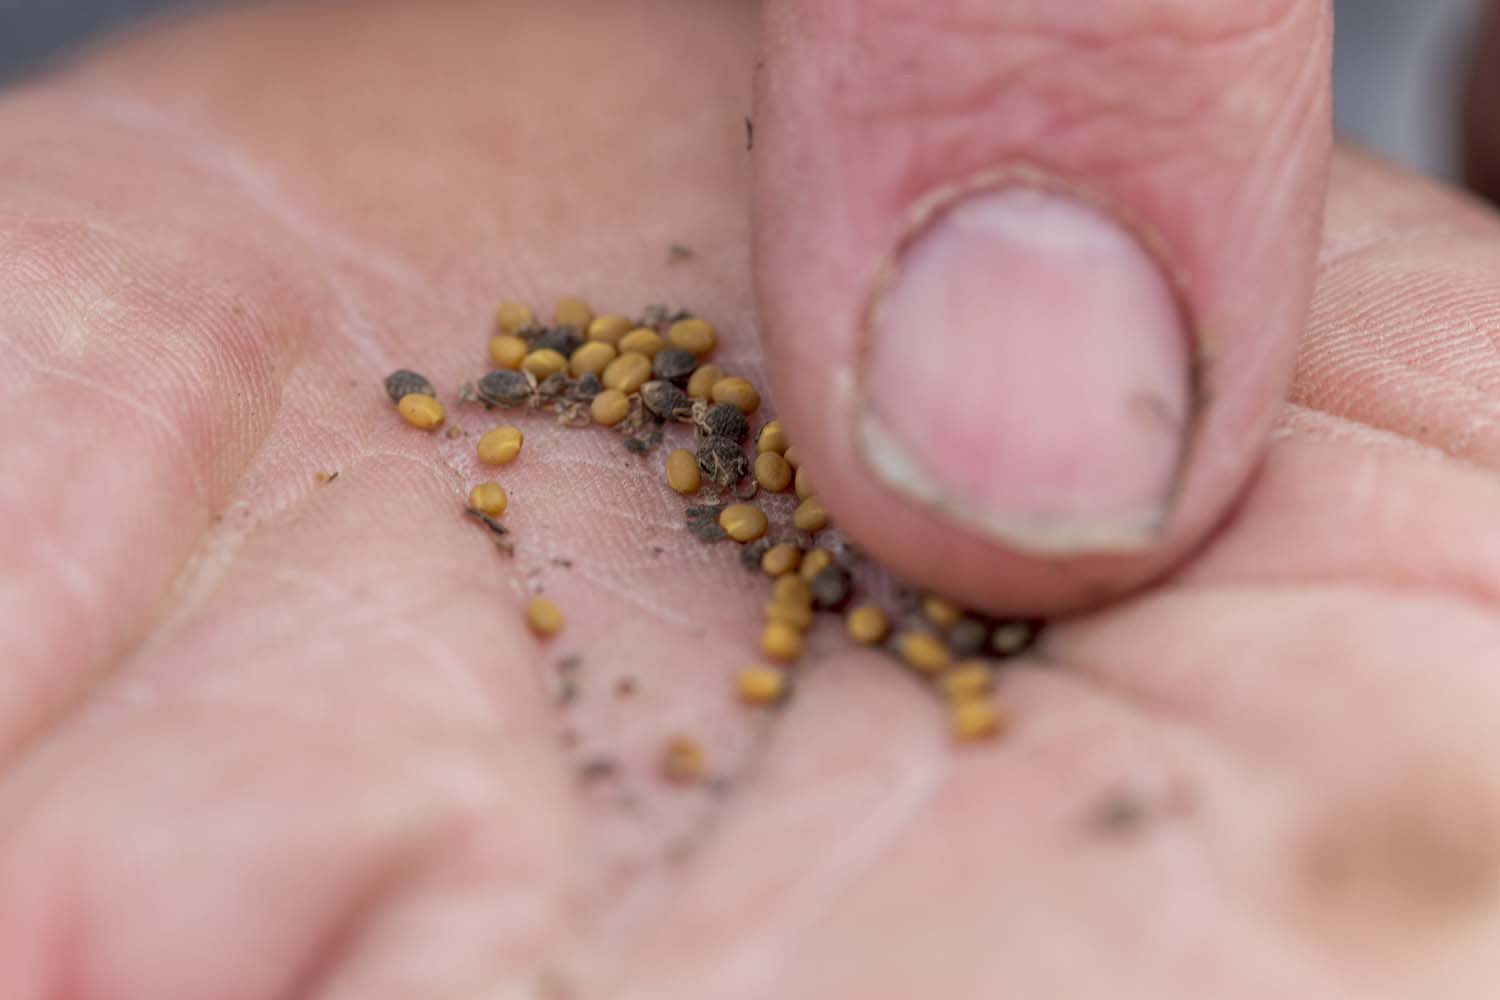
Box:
[0, 0, 1486, 180]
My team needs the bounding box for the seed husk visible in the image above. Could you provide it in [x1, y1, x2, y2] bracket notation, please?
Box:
[553, 297, 594, 330]
[940, 662, 994, 701]
[468, 482, 508, 517]
[652, 348, 699, 385]
[476, 369, 533, 407]
[619, 327, 666, 357]
[738, 665, 788, 705]
[477, 425, 524, 465]
[495, 301, 534, 334]
[591, 388, 631, 426]
[772, 574, 812, 606]
[760, 542, 802, 576]
[569, 340, 617, 378]
[397, 393, 445, 430]
[897, 632, 951, 674]
[922, 596, 963, 629]
[808, 564, 851, 610]
[699, 402, 749, 441]
[696, 435, 749, 487]
[641, 380, 691, 421]
[525, 596, 564, 637]
[846, 604, 890, 645]
[764, 599, 813, 631]
[665, 448, 701, 494]
[660, 736, 706, 784]
[761, 622, 804, 662]
[572, 373, 603, 399]
[756, 420, 789, 455]
[754, 452, 793, 492]
[385, 369, 435, 404]
[710, 376, 760, 414]
[798, 548, 834, 581]
[740, 538, 773, 571]
[488, 335, 529, 370]
[719, 503, 768, 543]
[792, 496, 829, 533]
[588, 314, 633, 344]
[686, 363, 725, 399]
[535, 326, 585, 357]
[602, 352, 652, 393]
[685, 503, 729, 542]
[951, 698, 1003, 742]
[522, 348, 568, 379]
[666, 317, 717, 356]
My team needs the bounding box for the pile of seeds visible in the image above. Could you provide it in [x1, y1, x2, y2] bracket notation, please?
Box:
[382, 296, 1044, 767]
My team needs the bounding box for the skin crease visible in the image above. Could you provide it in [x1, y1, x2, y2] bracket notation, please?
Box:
[1, 0, 1500, 998]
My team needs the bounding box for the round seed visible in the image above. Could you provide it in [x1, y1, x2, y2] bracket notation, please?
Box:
[798, 548, 834, 581]
[686, 363, 725, 399]
[667, 317, 717, 356]
[765, 599, 814, 631]
[591, 388, 631, 426]
[808, 564, 851, 610]
[940, 662, 993, 701]
[760, 542, 802, 576]
[652, 348, 699, 385]
[553, 297, 593, 330]
[846, 605, 890, 645]
[488, 335, 529, 370]
[522, 348, 568, 379]
[761, 622, 804, 662]
[794, 466, 814, 500]
[661, 736, 706, 784]
[665, 448, 701, 494]
[569, 340, 617, 378]
[619, 327, 666, 357]
[951, 699, 1003, 743]
[700, 403, 749, 442]
[641, 380, 690, 420]
[756, 420, 789, 455]
[477, 369, 532, 407]
[783, 445, 801, 468]
[719, 503, 768, 543]
[922, 596, 963, 629]
[792, 496, 829, 533]
[696, 435, 749, 487]
[602, 352, 652, 393]
[773, 574, 812, 606]
[711, 376, 760, 414]
[495, 301, 534, 333]
[397, 393, 445, 430]
[737, 665, 787, 705]
[754, 452, 792, 492]
[525, 596, 564, 637]
[468, 482, 508, 517]
[477, 425, 524, 465]
[588, 313, 633, 344]
[385, 369, 434, 404]
[897, 632, 951, 674]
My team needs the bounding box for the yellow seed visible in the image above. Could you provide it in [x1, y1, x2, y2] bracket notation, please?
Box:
[602, 352, 652, 393]
[661, 736, 706, 784]
[754, 452, 793, 492]
[587, 313, 633, 344]
[783, 445, 801, 468]
[737, 665, 787, 705]
[772, 574, 812, 606]
[761, 622, 804, 662]
[764, 599, 814, 631]
[845, 604, 890, 645]
[951, 698, 1004, 743]
[522, 348, 567, 378]
[666, 317, 717, 356]
[897, 632, 951, 674]
[468, 482, 508, 517]
[397, 393, 445, 430]
[618, 327, 666, 357]
[525, 596, 564, 637]
[553, 296, 593, 330]
[569, 340, 618, 377]
[794, 465, 814, 500]
[488, 334, 529, 370]
[590, 388, 631, 426]
[711, 376, 760, 414]
[756, 419, 789, 455]
[665, 448, 701, 494]
[799, 548, 833, 581]
[922, 596, 963, 629]
[941, 662, 994, 701]
[792, 496, 829, 533]
[477, 425, 524, 465]
[495, 301, 534, 333]
[686, 363, 725, 399]
[719, 503, 768, 543]
[760, 542, 802, 577]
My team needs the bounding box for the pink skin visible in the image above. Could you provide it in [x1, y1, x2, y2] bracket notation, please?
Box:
[0, 2, 1499, 998]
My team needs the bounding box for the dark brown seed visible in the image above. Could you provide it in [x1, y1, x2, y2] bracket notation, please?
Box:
[685, 504, 729, 542]
[652, 348, 699, 385]
[739, 538, 773, 571]
[641, 380, 691, 420]
[384, 369, 434, 403]
[808, 564, 852, 610]
[696, 435, 749, 487]
[948, 618, 991, 657]
[699, 403, 749, 442]
[624, 430, 664, 455]
[476, 369, 532, 407]
[535, 325, 584, 356]
[572, 373, 603, 399]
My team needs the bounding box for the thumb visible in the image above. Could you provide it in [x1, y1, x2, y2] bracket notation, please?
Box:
[751, 0, 1332, 613]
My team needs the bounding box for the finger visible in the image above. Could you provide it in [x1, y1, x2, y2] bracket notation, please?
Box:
[752, 0, 1333, 613]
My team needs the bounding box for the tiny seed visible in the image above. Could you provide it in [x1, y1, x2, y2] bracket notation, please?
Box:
[764, 599, 814, 631]
[476, 369, 533, 407]
[686, 363, 725, 399]
[737, 665, 787, 705]
[948, 619, 991, 658]
[897, 632, 951, 674]
[696, 435, 749, 487]
[719, 503, 768, 542]
[652, 348, 699, 385]
[619, 327, 666, 357]
[588, 314, 633, 344]
[660, 736, 706, 784]
[495, 301, 534, 333]
[553, 297, 594, 330]
[535, 326, 584, 357]
[699, 403, 749, 442]
[569, 340, 617, 377]
[525, 596, 564, 637]
[760, 542, 802, 576]
[798, 548, 834, 581]
[951, 698, 1003, 743]
[477, 425, 524, 465]
[794, 466, 814, 500]
[602, 352, 652, 393]
[665, 448, 701, 494]
[488, 335, 529, 370]
[783, 445, 801, 468]
[756, 420, 789, 455]
[761, 622, 804, 662]
[754, 452, 793, 492]
[641, 380, 690, 420]
[792, 496, 829, 533]
[772, 574, 812, 606]
[922, 596, 963, 629]
[522, 348, 568, 379]
[468, 482, 508, 517]
[710, 376, 760, 414]
[845, 604, 890, 645]
[397, 393, 445, 430]
[808, 564, 851, 610]
[992, 620, 1041, 657]
[591, 388, 631, 426]
[940, 662, 993, 701]
[666, 317, 717, 356]
[385, 369, 435, 404]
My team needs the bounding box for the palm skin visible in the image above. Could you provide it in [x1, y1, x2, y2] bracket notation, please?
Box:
[2, 2, 1499, 998]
